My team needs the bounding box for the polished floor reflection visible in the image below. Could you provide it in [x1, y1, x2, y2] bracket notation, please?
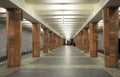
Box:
[0, 46, 115, 77]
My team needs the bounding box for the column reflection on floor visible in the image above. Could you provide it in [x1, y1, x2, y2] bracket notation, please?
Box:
[5, 46, 112, 77]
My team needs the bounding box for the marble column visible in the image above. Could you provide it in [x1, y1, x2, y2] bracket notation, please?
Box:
[32, 23, 40, 57]
[6, 9, 22, 67]
[102, 7, 119, 67]
[89, 22, 98, 57]
[43, 29, 48, 53]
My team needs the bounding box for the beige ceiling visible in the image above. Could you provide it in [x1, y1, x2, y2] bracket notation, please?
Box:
[25, 0, 99, 39]
[0, 0, 120, 39]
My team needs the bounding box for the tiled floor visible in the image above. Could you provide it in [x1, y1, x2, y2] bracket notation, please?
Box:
[0, 46, 120, 77]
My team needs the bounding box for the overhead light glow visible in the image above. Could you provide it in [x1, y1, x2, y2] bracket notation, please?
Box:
[57, 23, 75, 26]
[31, 0, 97, 39]
[41, 28, 43, 32]
[62, 4, 64, 24]
[0, 8, 6, 13]
[63, 16, 87, 18]
[98, 20, 103, 27]
[65, 35, 71, 40]
[22, 19, 32, 28]
[22, 21, 32, 24]
[23, 19, 27, 21]
[27, 0, 99, 4]
[63, 31, 72, 33]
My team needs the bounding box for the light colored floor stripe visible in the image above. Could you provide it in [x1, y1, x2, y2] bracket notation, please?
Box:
[22, 65, 100, 69]
[43, 56, 88, 58]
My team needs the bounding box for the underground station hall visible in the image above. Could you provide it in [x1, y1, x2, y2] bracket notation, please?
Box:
[0, 0, 120, 77]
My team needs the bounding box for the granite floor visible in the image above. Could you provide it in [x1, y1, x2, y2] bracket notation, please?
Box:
[0, 46, 120, 77]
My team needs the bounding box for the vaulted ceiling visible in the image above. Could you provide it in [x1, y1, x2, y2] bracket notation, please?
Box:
[0, 0, 120, 39]
[24, 0, 99, 39]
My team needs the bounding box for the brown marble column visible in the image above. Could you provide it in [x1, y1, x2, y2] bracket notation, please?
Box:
[60, 38, 63, 46]
[48, 31, 50, 50]
[78, 33, 80, 49]
[49, 32, 52, 51]
[52, 33, 55, 49]
[54, 34, 56, 48]
[79, 32, 82, 49]
[75, 36, 78, 48]
[89, 22, 98, 57]
[56, 35, 58, 48]
[77, 35, 79, 48]
[74, 37, 76, 47]
[102, 7, 119, 68]
[6, 9, 22, 67]
[43, 29, 48, 53]
[32, 23, 40, 57]
[51, 32, 54, 50]
[58, 37, 60, 47]
[83, 31, 85, 51]
[81, 31, 84, 50]
[83, 28, 89, 53]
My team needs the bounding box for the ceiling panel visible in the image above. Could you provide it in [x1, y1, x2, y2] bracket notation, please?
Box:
[34, 4, 95, 11]
[37, 10, 91, 15]
[41, 15, 88, 18]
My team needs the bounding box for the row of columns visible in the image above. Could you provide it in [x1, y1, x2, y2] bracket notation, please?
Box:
[43, 29, 63, 53]
[74, 7, 119, 68]
[6, 9, 63, 67]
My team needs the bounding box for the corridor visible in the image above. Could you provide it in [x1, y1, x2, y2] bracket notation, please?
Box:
[1, 0, 120, 77]
[0, 46, 118, 77]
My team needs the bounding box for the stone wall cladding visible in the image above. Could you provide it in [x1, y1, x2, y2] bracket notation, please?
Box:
[0, 24, 7, 57]
[98, 32, 104, 52]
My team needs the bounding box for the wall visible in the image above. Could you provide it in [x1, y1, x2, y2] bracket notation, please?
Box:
[0, 24, 7, 57]
[22, 29, 32, 53]
[40, 34, 43, 49]
[98, 28, 120, 53]
[98, 32, 104, 52]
